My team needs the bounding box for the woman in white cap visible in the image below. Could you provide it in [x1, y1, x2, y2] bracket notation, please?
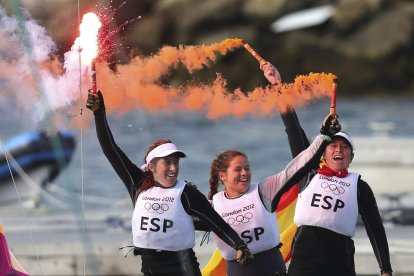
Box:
[86, 91, 252, 276]
[283, 129, 393, 276]
[206, 62, 342, 276]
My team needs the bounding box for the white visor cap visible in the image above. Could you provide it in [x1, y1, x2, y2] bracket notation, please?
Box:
[332, 131, 354, 150]
[141, 143, 186, 170]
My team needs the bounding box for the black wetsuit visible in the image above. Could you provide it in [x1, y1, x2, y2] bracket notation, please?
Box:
[93, 112, 246, 276]
[277, 110, 393, 276]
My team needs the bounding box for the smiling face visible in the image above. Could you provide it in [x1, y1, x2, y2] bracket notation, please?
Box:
[323, 138, 353, 171]
[148, 154, 180, 187]
[219, 155, 251, 198]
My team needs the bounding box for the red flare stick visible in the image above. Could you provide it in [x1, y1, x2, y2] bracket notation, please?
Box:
[242, 41, 267, 65]
[90, 59, 97, 94]
[330, 76, 337, 116]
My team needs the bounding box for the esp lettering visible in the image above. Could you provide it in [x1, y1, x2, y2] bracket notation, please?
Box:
[311, 193, 345, 212]
[241, 227, 264, 244]
[140, 217, 174, 232]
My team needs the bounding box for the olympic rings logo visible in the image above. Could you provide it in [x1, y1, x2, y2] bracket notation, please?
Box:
[321, 182, 345, 195]
[144, 202, 170, 214]
[227, 212, 253, 226]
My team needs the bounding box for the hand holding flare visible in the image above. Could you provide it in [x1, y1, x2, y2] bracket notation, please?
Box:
[87, 60, 104, 114]
[243, 39, 337, 124]
[242, 40, 281, 84]
[324, 76, 341, 134]
[330, 76, 337, 116]
[260, 62, 282, 85]
[90, 59, 97, 94]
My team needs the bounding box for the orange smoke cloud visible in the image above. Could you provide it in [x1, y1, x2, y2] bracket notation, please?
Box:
[93, 38, 336, 119]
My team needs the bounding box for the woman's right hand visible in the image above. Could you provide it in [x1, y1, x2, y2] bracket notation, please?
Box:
[86, 90, 105, 114]
[260, 62, 281, 85]
[236, 245, 253, 265]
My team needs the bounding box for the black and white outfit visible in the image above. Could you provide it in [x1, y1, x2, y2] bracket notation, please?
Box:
[211, 115, 331, 276]
[287, 171, 393, 276]
[277, 112, 393, 276]
[93, 111, 248, 276]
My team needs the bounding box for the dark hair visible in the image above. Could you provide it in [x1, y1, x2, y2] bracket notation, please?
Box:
[208, 149, 247, 200]
[135, 139, 172, 200]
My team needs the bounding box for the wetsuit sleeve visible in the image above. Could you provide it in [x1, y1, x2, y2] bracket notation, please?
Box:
[280, 107, 310, 158]
[358, 178, 393, 274]
[94, 112, 145, 203]
[260, 135, 329, 211]
[181, 185, 246, 250]
[260, 107, 313, 211]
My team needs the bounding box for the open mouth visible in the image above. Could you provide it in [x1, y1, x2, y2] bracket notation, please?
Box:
[333, 155, 343, 161]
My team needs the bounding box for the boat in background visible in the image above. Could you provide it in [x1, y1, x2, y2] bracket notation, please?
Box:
[0, 130, 76, 206]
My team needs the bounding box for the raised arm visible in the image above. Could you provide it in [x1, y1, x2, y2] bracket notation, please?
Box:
[280, 107, 309, 158]
[261, 62, 309, 157]
[259, 114, 341, 211]
[86, 91, 145, 202]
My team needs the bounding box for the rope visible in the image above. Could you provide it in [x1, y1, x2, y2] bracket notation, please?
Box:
[77, 1, 87, 275]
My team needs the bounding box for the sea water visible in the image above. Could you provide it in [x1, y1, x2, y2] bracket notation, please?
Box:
[1, 96, 414, 210]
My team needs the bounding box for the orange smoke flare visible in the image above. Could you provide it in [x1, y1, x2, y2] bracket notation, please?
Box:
[86, 38, 336, 119]
[90, 59, 97, 94]
[330, 76, 337, 116]
[242, 41, 266, 65]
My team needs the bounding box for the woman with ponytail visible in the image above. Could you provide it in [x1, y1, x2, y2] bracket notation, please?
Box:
[86, 91, 252, 276]
[206, 62, 342, 276]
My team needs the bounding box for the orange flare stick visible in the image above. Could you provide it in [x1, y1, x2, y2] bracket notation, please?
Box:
[330, 76, 337, 115]
[90, 59, 97, 94]
[242, 41, 267, 65]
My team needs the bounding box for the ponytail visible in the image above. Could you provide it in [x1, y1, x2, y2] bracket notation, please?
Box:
[208, 159, 220, 200]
